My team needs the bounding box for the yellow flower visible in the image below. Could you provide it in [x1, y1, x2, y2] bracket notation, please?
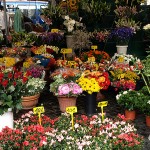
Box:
[118, 56, 124, 63]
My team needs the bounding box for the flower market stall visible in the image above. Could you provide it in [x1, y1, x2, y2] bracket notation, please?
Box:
[0, 0, 150, 149]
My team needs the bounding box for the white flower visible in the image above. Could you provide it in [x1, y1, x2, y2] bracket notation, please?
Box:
[65, 15, 69, 20]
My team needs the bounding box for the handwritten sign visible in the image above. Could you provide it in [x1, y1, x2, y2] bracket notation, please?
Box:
[98, 101, 108, 122]
[91, 45, 98, 51]
[33, 106, 45, 125]
[66, 106, 77, 130]
[61, 48, 72, 54]
[88, 56, 95, 62]
[51, 29, 59, 33]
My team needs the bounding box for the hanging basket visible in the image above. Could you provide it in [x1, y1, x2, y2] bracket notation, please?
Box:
[21, 93, 40, 110]
[57, 96, 77, 112]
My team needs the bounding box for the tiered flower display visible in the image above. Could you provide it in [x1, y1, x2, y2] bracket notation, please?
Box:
[0, 111, 144, 149]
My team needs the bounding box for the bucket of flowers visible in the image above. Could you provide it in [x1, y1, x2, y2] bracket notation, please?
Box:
[50, 68, 83, 112]
[76, 70, 110, 115]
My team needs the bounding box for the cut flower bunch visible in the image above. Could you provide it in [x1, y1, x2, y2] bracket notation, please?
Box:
[0, 111, 144, 150]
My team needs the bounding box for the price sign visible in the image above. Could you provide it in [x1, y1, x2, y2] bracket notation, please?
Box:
[51, 29, 59, 33]
[98, 101, 108, 122]
[61, 48, 72, 54]
[66, 106, 77, 130]
[33, 106, 45, 125]
[88, 56, 95, 62]
[68, 61, 76, 67]
[91, 45, 98, 51]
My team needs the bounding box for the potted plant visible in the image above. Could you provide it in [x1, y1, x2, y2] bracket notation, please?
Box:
[50, 68, 82, 112]
[21, 77, 46, 109]
[109, 27, 135, 54]
[0, 67, 32, 130]
[116, 90, 143, 120]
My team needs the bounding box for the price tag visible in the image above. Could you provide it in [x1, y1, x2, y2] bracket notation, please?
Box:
[68, 61, 76, 67]
[51, 29, 59, 33]
[33, 106, 45, 125]
[91, 45, 98, 51]
[88, 57, 95, 62]
[66, 106, 77, 130]
[61, 48, 72, 54]
[98, 101, 108, 122]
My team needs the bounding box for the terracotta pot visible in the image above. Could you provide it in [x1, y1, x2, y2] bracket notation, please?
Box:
[146, 116, 150, 127]
[57, 96, 77, 112]
[125, 110, 136, 121]
[21, 93, 40, 110]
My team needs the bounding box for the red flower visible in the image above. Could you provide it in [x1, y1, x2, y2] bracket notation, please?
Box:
[2, 80, 8, 87]
[22, 77, 28, 83]
[13, 81, 17, 86]
[8, 73, 13, 79]
[0, 72, 4, 80]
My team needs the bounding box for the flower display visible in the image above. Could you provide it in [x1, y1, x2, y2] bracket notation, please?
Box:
[109, 27, 135, 45]
[81, 50, 110, 63]
[0, 67, 31, 115]
[50, 68, 82, 97]
[76, 70, 110, 94]
[0, 111, 144, 149]
[108, 53, 143, 91]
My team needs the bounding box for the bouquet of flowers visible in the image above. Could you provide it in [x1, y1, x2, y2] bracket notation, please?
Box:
[109, 27, 135, 45]
[76, 70, 110, 94]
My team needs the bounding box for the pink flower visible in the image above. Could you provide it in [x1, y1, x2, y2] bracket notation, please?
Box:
[58, 84, 70, 95]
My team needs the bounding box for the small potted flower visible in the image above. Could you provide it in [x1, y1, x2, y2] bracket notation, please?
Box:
[50, 68, 82, 112]
[116, 90, 144, 120]
[109, 27, 135, 54]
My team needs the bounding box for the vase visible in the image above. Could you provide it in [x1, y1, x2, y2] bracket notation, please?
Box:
[66, 35, 75, 58]
[146, 116, 150, 127]
[57, 96, 77, 112]
[21, 93, 40, 110]
[125, 110, 136, 121]
[0, 108, 13, 131]
[85, 92, 97, 116]
[116, 45, 128, 54]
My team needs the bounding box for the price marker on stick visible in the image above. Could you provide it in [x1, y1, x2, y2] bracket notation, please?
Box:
[91, 45, 98, 51]
[66, 106, 77, 130]
[61, 48, 72, 60]
[98, 101, 108, 122]
[51, 29, 59, 33]
[33, 106, 45, 125]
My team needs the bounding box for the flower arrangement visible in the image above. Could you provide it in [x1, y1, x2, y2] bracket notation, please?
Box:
[108, 53, 143, 91]
[76, 70, 110, 94]
[116, 90, 144, 110]
[0, 67, 31, 115]
[50, 68, 82, 97]
[63, 15, 76, 34]
[109, 27, 135, 45]
[0, 111, 144, 149]
[81, 50, 110, 63]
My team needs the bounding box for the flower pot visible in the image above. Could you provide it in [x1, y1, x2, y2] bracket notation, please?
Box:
[57, 96, 77, 112]
[0, 108, 13, 131]
[125, 110, 136, 121]
[21, 93, 40, 110]
[146, 116, 150, 127]
[116, 45, 128, 54]
[85, 92, 97, 116]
